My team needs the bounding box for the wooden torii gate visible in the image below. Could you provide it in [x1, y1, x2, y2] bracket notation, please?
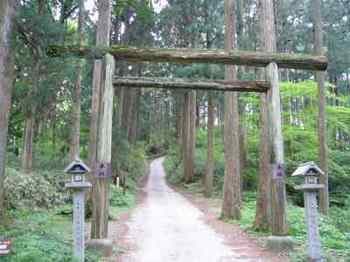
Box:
[48, 45, 327, 240]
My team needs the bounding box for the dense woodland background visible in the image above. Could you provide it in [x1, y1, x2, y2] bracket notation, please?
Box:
[0, 0, 350, 261]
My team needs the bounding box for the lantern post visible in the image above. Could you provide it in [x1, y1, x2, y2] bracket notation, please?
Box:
[64, 158, 91, 262]
[292, 162, 325, 261]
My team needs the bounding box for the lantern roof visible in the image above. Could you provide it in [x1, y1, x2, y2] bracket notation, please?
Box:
[291, 161, 324, 177]
[64, 158, 90, 174]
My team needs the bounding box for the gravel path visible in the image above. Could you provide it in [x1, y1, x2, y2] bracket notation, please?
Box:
[119, 158, 282, 262]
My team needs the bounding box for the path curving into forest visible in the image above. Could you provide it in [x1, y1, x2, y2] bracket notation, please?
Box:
[118, 158, 283, 262]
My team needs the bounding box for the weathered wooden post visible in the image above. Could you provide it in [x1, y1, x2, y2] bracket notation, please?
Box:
[267, 62, 288, 236]
[265, 61, 294, 251]
[87, 53, 115, 257]
[65, 159, 91, 262]
[292, 162, 324, 262]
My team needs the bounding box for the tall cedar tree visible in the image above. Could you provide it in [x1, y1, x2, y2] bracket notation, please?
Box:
[21, 1, 46, 174]
[0, 0, 16, 218]
[221, 0, 241, 220]
[254, 0, 272, 231]
[69, 0, 85, 160]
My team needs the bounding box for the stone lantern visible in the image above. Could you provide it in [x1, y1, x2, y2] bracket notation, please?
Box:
[64, 158, 90, 184]
[292, 161, 324, 262]
[64, 158, 91, 262]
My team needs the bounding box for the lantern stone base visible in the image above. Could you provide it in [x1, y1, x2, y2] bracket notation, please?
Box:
[86, 239, 113, 257]
[266, 236, 295, 252]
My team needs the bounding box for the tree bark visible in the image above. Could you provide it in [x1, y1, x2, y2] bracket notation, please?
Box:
[254, 93, 272, 230]
[0, 0, 15, 217]
[121, 88, 132, 134]
[205, 93, 214, 197]
[254, 0, 272, 231]
[239, 123, 247, 189]
[125, 88, 136, 141]
[113, 77, 270, 92]
[312, 0, 329, 215]
[175, 92, 184, 146]
[90, 0, 113, 239]
[183, 91, 196, 183]
[21, 114, 35, 174]
[69, 0, 85, 160]
[117, 86, 125, 127]
[21, 56, 40, 174]
[182, 92, 189, 182]
[221, 0, 241, 220]
[129, 88, 141, 143]
[188, 91, 197, 183]
[47, 45, 328, 71]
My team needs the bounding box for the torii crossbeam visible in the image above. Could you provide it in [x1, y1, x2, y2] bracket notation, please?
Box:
[47, 45, 327, 71]
[113, 77, 270, 93]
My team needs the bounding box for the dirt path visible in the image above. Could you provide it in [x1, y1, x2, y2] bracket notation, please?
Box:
[118, 158, 283, 262]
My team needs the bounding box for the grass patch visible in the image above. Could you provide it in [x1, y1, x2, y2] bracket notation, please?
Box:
[0, 209, 100, 262]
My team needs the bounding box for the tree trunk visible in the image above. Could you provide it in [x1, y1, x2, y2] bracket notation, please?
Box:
[254, 0, 272, 231]
[254, 93, 272, 230]
[90, 0, 113, 240]
[117, 86, 125, 127]
[22, 57, 40, 174]
[0, 0, 15, 218]
[69, 0, 85, 160]
[221, 0, 241, 220]
[183, 91, 195, 183]
[175, 92, 184, 146]
[22, 114, 35, 174]
[239, 123, 247, 189]
[129, 88, 140, 143]
[121, 88, 132, 134]
[188, 91, 197, 183]
[312, 0, 329, 215]
[126, 88, 136, 141]
[196, 101, 200, 128]
[181, 93, 186, 169]
[205, 93, 214, 197]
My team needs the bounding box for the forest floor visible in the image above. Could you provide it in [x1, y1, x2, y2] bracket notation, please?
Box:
[112, 157, 286, 262]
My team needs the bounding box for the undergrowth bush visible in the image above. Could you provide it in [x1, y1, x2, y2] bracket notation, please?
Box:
[4, 168, 64, 210]
[110, 185, 135, 207]
[163, 145, 183, 184]
[127, 143, 148, 181]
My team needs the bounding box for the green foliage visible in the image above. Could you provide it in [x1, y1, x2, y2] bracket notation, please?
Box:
[146, 133, 169, 157]
[4, 168, 64, 210]
[110, 185, 135, 208]
[164, 145, 184, 184]
[0, 210, 99, 262]
[225, 193, 350, 260]
[123, 143, 148, 182]
[114, 0, 154, 25]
